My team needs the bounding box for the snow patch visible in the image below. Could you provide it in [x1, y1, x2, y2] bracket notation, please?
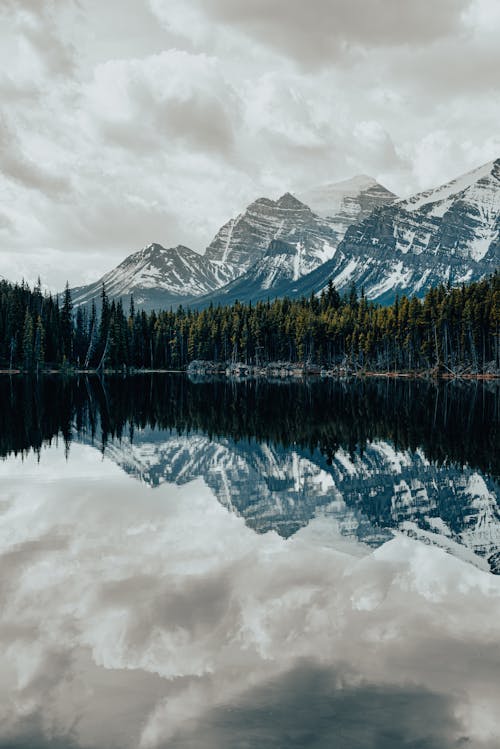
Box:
[400, 160, 495, 212]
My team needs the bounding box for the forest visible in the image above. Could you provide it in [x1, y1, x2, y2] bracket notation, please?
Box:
[0, 273, 498, 374]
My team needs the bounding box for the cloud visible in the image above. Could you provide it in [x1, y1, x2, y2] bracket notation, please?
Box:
[151, 0, 472, 67]
[85, 51, 239, 157]
[0, 117, 72, 197]
[0, 0, 499, 289]
[0, 0, 77, 79]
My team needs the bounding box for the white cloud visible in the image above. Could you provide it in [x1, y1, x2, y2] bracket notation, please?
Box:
[85, 50, 239, 156]
[0, 0, 498, 289]
[150, 0, 472, 66]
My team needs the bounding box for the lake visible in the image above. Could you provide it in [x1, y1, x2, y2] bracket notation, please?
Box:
[1, 374, 499, 748]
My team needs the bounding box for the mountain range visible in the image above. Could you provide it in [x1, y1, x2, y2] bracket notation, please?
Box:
[71, 158, 499, 310]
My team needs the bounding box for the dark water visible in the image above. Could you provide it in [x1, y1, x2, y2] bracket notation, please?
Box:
[1, 375, 499, 748]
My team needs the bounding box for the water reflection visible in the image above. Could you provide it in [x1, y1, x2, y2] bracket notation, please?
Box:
[1, 444, 500, 748]
[1, 375, 500, 748]
[1, 374, 499, 571]
[1, 375, 498, 477]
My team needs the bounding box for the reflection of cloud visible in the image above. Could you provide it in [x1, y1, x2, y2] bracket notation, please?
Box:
[1, 444, 500, 748]
[166, 660, 464, 749]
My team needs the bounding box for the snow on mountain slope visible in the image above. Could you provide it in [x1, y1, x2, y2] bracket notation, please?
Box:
[262, 158, 500, 304]
[203, 192, 339, 282]
[71, 242, 221, 309]
[396, 158, 500, 262]
[400, 159, 496, 213]
[195, 239, 323, 307]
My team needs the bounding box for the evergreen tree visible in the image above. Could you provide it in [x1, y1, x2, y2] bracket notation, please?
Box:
[60, 282, 74, 361]
[22, 309, 34, 371]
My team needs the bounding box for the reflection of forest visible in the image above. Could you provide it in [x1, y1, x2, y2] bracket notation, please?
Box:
[0, 374, 498, 479]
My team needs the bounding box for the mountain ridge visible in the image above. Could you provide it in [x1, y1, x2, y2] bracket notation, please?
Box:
[68, 159, 499, 310]
[69, 176, 396, 309]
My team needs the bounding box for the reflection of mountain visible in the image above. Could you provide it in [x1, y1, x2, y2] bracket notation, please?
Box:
[2, 373, 498, 572]
[93, 428, 500, 574]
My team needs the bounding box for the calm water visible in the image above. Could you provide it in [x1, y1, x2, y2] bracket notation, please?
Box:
[1, 375, 499, 748]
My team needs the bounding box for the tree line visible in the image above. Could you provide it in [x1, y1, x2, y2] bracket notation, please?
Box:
[0, 273, 498, 373]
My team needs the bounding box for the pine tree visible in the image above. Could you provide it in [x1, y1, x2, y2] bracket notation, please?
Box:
[22, 309, 34, 371]
[60, 282, 74, 362]
[34, 315, 45, 374]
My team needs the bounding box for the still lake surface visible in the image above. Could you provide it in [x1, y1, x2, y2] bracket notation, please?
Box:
[1, 374, 499, 748]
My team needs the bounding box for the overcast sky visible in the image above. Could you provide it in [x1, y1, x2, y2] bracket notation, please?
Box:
[0, 0, 499, 289]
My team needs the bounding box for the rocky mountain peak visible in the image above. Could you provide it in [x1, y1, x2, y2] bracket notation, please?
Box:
[330, 174, 380, 191]
[203, 190, 338, 279]
[248, 197, 275, 210]
[275, 192, 309, 210]
[399, 158, 500, 213]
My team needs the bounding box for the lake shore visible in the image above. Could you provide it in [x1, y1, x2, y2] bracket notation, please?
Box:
[0, 366, 498, 380]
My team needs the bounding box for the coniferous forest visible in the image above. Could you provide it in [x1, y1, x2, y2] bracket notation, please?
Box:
[0, 274, 498, 374]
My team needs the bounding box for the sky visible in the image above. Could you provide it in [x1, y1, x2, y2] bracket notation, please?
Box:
[0, 0, 499, 290]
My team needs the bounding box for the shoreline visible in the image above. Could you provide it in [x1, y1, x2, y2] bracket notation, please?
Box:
[0, 368, 498, 381]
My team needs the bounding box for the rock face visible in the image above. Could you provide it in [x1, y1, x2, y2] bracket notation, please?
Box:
[203, 192, 339, 281]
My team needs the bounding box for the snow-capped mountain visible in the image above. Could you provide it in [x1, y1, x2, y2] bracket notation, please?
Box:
[204, 191, 339, 281]
[70, 193, 341, 309]
[194, 159, 499, 307]
[82, 427, 500, 573]
[300, 157, 500, 303]
[71, 243, 221, 309]
[297, 174, 397, 239]
[69, 181, 392, 310]
[185, 180, 398, 307]
[195, 179, 396, 307]
[219, 157, 498, 306]
[69, 158, 499, 309]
